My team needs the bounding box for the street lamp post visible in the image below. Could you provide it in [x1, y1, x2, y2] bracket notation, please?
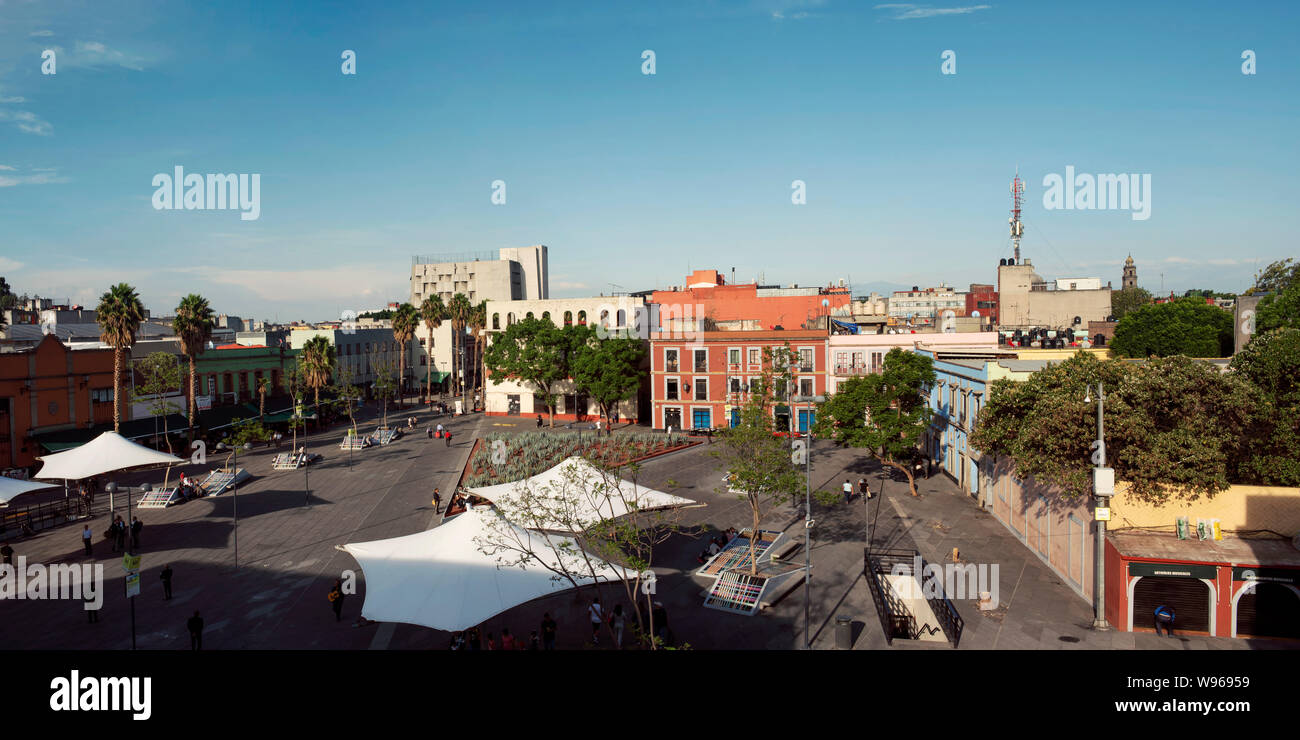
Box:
[1085, 382, 1113, 630]
[216, 441, 252, 569]
[793, 393, 825, 650]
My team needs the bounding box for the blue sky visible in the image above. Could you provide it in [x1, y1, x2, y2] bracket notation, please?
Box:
[1, 0, 1297, 322]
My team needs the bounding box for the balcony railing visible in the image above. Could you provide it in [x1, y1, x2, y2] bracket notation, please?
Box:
[665, 362, 679, 372]
[834, 364, 876, 376]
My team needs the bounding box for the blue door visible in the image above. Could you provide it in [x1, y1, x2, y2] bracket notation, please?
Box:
[729, 409, 740, 428]
[692, 408, 711, 429]
[797, 409, 816, 433]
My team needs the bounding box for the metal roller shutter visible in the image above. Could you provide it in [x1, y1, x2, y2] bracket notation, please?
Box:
[1133, 577, 1210, 633]
[1236, 583, 1300, 639]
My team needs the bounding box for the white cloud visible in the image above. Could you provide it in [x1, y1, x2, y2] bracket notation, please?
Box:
[0, 257, 25, 272]
[0, 96, 26, 103]
[30, 30, 55, 37]
[0, 110, 53, 136]
[47, 41, 149, 72]
[0, 165, 14, 171]
[874, 3, 991, 20]
[0, 165, 64, 187]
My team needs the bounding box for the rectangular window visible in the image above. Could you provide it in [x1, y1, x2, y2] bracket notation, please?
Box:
[728, 348, 741, 365]
[694, 349, 708, 373]
[748, 348, 760, 365]
[871, 352, 882, 371]
[800, 378, 813, 397]
[666, 378, 679, 401]
[799, 348, 813, 370]
[836, 352, 848, 368]
[694, 378, 708, 401]
[729, 377, 741, 393]
[90, 388, 114, 403]
[665, 349, 679, 373]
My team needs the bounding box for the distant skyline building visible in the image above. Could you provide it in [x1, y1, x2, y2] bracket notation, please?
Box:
[1122, 255, 1138, 290]
[410, 245, 549, 307]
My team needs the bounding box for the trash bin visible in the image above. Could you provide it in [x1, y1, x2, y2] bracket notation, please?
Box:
[835, 616, 853, 649]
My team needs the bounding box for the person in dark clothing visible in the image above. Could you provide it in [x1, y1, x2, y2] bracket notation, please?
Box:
[187, 611, 204, 650]
[467, 627, 481, 650]
[130, 517, 143, 550]
[529, 631, 540, 650]
[1, 542, 14, 565]
[858, 478, 869, 499]
[112, 517, 126, 553]
[160, 565, 173, 600]
[652, 602, 669, 645]
[432, 488, 442, 513]
[536, 414, 543, 428]
[444, 430, 453, 447]
[328, 580, 345, 622]
[541, 613, 557, 650]
[1154, 605, 1176, 637]
[82, 525, 94, 556]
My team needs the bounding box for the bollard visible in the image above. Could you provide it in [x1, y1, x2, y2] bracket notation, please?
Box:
[835, 615, 853, 649]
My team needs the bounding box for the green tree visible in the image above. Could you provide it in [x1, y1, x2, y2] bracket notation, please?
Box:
[470, 300, 487, 404]
[95, 283, 145, 432]
[572, 332, 645, 426]
[1111, 286, 1153, 320]
[1255, 279, 1300, 333]
[222, 418, 271, 449]
[370, 348, 399, 429]
[172, 293, 214, 437]
[1244, 257, 1298, 296]
[391, 302, 419, 407]
[483, 317, 574, 427]
[419, 294, 446, 402]
[1110, 297, 1233, 358]
[814, 347, 935, 496]
[331, 366, 364, 438]
[713, 346, 802, 575]
[1230, 328, 1300, 486]
[971, 352, 1262, 504]
[300, 335, 336, 414]
[136, 351, 182, 453]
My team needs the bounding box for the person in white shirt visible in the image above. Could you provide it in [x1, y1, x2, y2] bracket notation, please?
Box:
[843, 479, 853, 503]
[588, 597, 604, 645]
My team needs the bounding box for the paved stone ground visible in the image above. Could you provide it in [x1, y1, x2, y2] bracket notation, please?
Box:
[2, 416, 1291, 651]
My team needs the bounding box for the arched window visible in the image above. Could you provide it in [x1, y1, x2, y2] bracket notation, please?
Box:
[564, 311, 573, 326]
[526, 312, 534, 320]
[507, 313, 516, 326]
[617, 309, 626, 327]
[600, 310, 610, 328]
[577, 310, 587, 326]
[542, 311, 551, 323]
[492, 313, 500, 330]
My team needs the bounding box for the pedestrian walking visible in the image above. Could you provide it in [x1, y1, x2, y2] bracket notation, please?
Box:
[1154, 605, 1176, 637]
[112, 516, 126, 552]
[612, 604, 625, 649]
[82, 525, 94, 556]
[436, 423, 444, 438]
[859, 478, 869, 500]
[432, 487, 442, 513]
[588, 597, 603, 645]
[842, 479, 853, 504]
[445, 429, 453, 447]
[427, 426, 433, 440]
[467, 627, 481, 650]
[328, 579, 345, 622]
[536, 414, 543, 428]
[130, 517, 143, 550]
[187, 611, 204, 650]
[160, 564, 173, 600]
[541, 612, 557, 650]
[2, 541, 14, 565]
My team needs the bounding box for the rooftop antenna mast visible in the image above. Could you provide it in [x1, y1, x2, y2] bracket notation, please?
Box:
[1010, 168, 1025, 264]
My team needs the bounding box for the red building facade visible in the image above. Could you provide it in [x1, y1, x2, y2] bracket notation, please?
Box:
[649, 330, 828, 432]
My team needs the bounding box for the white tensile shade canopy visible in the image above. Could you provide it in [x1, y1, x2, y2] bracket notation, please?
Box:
[0, 477, 59, 506]
[340, 506, 629, 632]
[464, 456, 696, 533]
[34, 431, 185, 481]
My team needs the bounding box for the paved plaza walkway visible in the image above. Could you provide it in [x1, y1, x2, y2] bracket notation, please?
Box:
[1, 417, 1289, 651]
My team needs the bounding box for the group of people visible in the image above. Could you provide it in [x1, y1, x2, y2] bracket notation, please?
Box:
[697, 527, 739, 563]
[176, 473, 205, 501]
[449, 599, 666, 650]
[449, 626, 541, 651]
[841, 478, 872, 503]
[426, 423, 453, 446]
[103, 515, 143, 552]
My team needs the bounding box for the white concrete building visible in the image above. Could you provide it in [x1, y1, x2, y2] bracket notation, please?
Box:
[289, 326, 405, 394]
[410, 245, 549, 306]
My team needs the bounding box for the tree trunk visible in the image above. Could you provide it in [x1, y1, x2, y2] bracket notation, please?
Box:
[881, 458, 919, 496]
[426, 327, 433, 404]
[398, 353, 405, 408]
[749, 496, 761, 576]
[188, 354, 197, 438]
[113, 347, 123, 433]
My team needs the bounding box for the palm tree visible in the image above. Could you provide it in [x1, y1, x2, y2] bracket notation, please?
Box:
[257, 376, 270, 421]
[301, 335, 335, 426]
[447, 293, 472, 410]
[419, 294, 446, 403]
[391, 302, 419, 408]
[470, 300, 487, 408]
[96, 283, 145, 433]
[172, 294, 214, 438]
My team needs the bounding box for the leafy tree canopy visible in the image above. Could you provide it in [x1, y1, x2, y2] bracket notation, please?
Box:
[1110, 297, 1233, 358]
[572, 334, 645, 422]
[1255, 277, 1300, 334]
[1111, 286, 1153, 321]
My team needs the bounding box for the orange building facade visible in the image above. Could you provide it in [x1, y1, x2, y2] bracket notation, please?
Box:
[650, 270, 850, 332]
[649, 330, 828, 432]
[0, 336, 118, 472]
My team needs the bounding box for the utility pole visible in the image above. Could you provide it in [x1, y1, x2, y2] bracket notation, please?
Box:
[1087, 382, 1113, 630]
